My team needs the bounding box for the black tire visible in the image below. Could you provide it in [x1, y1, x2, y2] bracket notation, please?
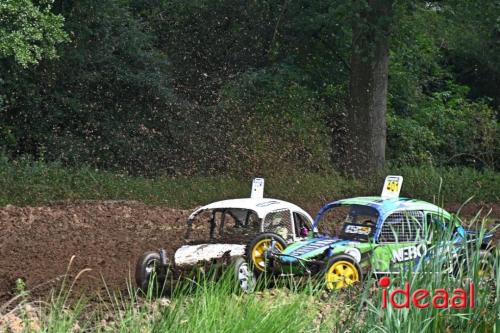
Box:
[234, 256, 256, 293]
[323, 254, 363, 290]
[246, 232, 287, 275]
[135, 251, 168, 294]
[453, 249, 496, 280]
[478, 250, 495, 281]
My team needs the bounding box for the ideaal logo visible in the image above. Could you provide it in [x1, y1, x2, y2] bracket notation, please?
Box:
[379, 277, 474, 309]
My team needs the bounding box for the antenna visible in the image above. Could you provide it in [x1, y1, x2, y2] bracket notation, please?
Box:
[251, 178, 265, 199]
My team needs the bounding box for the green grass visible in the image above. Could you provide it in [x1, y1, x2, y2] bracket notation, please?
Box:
[0, 155, 499, 208]
[1, 156, 498, 332]
[354, 220, 499, 332]
[2, 220, 498, 332]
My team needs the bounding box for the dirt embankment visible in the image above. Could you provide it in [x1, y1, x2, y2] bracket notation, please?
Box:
[0, 201, 498, 302]
[0, 202, 198, 302]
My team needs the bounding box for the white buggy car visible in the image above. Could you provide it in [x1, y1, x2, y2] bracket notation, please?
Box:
[135, 179, 314, 292]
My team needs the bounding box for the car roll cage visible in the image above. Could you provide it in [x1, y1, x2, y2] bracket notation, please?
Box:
[185, 208, 260, 240]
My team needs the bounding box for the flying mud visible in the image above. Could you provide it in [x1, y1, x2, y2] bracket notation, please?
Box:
[0, 201, 497, 302]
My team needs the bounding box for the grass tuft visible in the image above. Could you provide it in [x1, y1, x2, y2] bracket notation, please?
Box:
[0, 155, 498, 208]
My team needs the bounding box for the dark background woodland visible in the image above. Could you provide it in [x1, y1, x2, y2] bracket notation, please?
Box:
[1, 0, 498, 177]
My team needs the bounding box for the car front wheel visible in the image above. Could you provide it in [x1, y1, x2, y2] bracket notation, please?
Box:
[324, 254, 362, 290]
[246, 232, 287, 275]
[135, 251, 170, 295]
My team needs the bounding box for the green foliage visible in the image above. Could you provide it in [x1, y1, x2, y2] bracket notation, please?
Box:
[388, 5, 446, 116]
[143, 0, 353, 101]
[151, 272, 319, 333]
[132, 0, 285, 103]
[218, 67, 331, 174]
[441, 0, 500, 108]
[0, 155, 498, 208]
[5, 225, 498, 332]
[393, 164, 500, 204]
[0, 0, 183, 175]
[387, 4, 499, 168]
[0, 0, 67, 66]
[14, 278, 26, 295]
[0, 0, 499, 176]
[388, 82, 499, 167]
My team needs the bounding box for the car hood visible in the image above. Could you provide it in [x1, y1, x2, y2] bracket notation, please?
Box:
[280, 236, 358, 263]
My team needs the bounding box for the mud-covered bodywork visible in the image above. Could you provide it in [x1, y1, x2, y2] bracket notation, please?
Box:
[176, 198, 314, 266]
[135, 192, 315, 291]
[185, 198, 313, 244]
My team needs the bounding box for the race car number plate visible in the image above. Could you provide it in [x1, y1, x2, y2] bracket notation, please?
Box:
[381, 175, 403, 199]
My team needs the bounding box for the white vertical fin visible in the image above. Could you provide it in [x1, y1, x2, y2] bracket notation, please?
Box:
[251, 178, 265, 199]
[381, 175, 403, 199]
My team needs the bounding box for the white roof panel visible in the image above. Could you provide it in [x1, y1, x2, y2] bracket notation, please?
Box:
[188, 197, 313, 222]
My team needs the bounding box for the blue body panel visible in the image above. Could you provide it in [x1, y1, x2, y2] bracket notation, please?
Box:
[313, 197, 453, 243]
[278, 197, 493, 269]
[280, 238, 352, 263]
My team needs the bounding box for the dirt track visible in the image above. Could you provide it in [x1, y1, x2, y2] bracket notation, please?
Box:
[0, 201, 498, 302]
[0, 202, 197, 302]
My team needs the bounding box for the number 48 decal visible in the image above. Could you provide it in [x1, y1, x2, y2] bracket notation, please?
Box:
[381, 176, 403, 199]
[386, 180, 399, 192]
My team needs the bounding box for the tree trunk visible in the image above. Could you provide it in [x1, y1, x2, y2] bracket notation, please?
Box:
[337, 0, 393, 177]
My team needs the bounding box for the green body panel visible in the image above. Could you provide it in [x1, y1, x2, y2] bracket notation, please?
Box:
[335, 196, 453, 222]
[274, 195, 463, 274]
[372, 243, 410, 271]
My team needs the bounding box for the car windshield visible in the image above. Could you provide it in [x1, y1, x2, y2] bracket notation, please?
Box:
[186, 208, 260, 244]
[316, 205, 379, 239]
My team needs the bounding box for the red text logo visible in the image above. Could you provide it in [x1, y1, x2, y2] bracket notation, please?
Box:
[379, 277, 474, 309]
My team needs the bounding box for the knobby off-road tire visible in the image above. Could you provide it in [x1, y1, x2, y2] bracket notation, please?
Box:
[323, 254, 363, 290]
[135, 251, 170, 295]
[477, 250, 496, 281]
[234, 256, 256, 293]
[453, 248, 496, 281]
[246, 232, 287, 275]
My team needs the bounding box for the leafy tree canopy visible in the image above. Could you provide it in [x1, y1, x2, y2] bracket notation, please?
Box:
[0, 0, 497, 175]
[0, 0, 67, 66]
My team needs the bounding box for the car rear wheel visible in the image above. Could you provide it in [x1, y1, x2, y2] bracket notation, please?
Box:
[478, 250, 495, 281]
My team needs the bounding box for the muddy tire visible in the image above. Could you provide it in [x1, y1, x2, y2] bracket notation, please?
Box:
[246, 232, 287, 275]
[135, 251, 168, 294]
[478, 250, 495, 281]
[323, 254, 362, 290]
[234, 256, 256, 293]
[453, 249, 496, 281]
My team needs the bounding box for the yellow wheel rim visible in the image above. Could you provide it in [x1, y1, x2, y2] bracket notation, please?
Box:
[478, 264, 493, 279]
[251, 239, 284, 272]
[478, 253, 494, 280]
[325, 260, 359, 290]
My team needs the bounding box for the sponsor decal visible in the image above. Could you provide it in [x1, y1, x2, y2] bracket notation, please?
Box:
[345, 225, 372, 235]
[391, 244, 427, 263]
[256, 201, 281, 207]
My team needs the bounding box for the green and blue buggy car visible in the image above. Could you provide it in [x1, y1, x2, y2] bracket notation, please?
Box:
[241, 176, 495, 291]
